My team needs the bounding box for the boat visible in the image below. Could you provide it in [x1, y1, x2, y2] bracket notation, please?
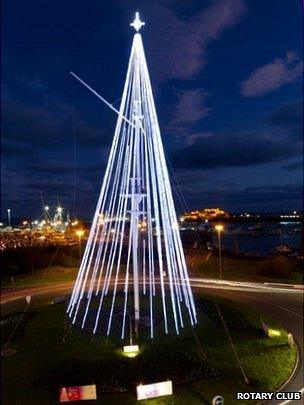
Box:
[275, 244, 293, 255]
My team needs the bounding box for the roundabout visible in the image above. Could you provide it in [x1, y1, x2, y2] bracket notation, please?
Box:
[1, 4, 303, 405]
[1, 279, 302, 405]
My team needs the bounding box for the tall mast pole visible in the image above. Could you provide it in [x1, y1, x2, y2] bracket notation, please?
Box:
[130, 12, 146, 336]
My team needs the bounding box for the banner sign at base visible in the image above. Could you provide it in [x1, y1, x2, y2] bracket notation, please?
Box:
[59, 385, 97, 402]
[137, 381, 173, 400]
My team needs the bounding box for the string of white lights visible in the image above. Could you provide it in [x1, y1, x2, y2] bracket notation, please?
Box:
[68, 36, 135, 320]
[67, 13, 197, 338]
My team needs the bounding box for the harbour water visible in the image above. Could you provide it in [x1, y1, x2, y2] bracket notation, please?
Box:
[211, 222, 302, 256]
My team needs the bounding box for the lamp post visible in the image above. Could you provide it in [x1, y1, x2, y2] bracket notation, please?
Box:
[45, 205, 50, 221]
[7, 209, 11, 228]
[215, 224, 224, 279]
[214, 223, 249, 385]
[76, 229, 84, 262]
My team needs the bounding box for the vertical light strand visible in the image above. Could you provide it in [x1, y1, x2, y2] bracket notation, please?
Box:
[143, 238, 146, 295]
[139, 34, 197, 324]
[68, 37, 136, 319]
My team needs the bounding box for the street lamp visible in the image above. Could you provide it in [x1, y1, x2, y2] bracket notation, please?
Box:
[215, 224, 224, 279]
[76, 229, 85, 261]
[7, 209, 11, 228]
[44, 205, 50, 223]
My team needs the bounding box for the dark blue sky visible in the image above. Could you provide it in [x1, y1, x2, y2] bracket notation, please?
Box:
[1, 0, 303, 220]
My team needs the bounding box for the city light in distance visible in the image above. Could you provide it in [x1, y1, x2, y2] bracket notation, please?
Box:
[280, 214, 300, 219]
[75, 229, 85, 238]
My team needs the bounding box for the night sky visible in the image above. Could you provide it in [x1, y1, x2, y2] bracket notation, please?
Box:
[1, 0, 303, 221]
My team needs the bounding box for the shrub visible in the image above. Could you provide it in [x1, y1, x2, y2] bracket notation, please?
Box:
[1, 312, 38, 343]
[259, 256, 293, 279]
[198, 298, 255, 331]
[36, 350, 219, 394]
[0, 246, 79, 275]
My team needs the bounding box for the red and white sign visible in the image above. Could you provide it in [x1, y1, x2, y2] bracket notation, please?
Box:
[59, 385, 97, 402]
[137, 381, 173, 400]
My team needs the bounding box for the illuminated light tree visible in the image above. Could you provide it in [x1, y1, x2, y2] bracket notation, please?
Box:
[67, 12, 197, 338]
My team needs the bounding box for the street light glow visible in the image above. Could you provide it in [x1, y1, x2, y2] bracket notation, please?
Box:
[76, 230, 85, 238]
[215, 224, 224, 280]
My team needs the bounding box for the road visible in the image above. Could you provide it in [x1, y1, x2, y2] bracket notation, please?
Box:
[1, 278, 303, 404]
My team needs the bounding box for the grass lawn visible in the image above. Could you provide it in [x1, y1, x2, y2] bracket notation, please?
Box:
[1, 293, 297, 405]
[187, 254, 303, 284]
[1, 266, 78, 290]
[1, 252, 303, 293]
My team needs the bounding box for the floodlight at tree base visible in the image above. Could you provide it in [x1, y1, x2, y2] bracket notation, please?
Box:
[123, 344, 140, 357]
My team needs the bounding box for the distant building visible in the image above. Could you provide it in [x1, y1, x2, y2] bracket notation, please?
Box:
[181, 207, 229, 222]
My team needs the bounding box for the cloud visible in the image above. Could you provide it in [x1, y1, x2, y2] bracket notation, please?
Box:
[26, 159, 75, 175]
[25, 179, 72, 193]
[175, 180, 302, 211]
[24, 175, 97, 198]
[169, 89, 210, 130]
[241, 52, 303, 97]
[4, 100, 62, 148]
[26, 159, 103, 177]
[145, 0, 246, 83]
[2, 98, 107, 151]
[2, 140, 36, 158]
[18, 73, 47, 91]
[282, 161, 303, 171]
[231, 184, 302, 205]
[267, 100, 303, 149]
[169, 130, 301, 170]
[268, 100, 303, 128]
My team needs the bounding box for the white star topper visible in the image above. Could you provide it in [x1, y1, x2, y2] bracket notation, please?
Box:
[130, 12, 145, 32]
